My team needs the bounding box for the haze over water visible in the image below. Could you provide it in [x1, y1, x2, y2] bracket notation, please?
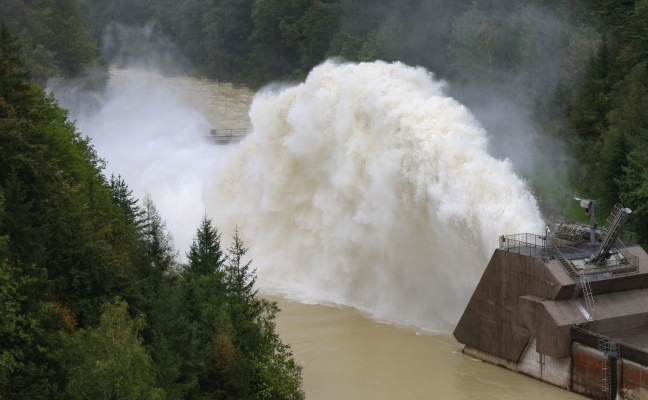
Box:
[56, 62, 584, 399]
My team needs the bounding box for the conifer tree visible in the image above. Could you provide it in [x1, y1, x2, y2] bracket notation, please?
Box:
[141, 194, 178, 282]
[0, 24, 32, 114]
[109, 173, 144, 228]
[225, 227, 257, 305]
[186, 215, 224, 276]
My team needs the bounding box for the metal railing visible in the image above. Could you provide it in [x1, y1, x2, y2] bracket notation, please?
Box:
[499, 233, 547, 253]
[500, 229, 639, 272]
[617, 231, 637, 246]
[554, 245, 577, 276]
[599, 238, 639, 274]
[207, 128, 251, 137]
[580, 275, 596, 321]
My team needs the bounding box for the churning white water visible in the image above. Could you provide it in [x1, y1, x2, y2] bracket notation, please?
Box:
[209, 60, 543, 331]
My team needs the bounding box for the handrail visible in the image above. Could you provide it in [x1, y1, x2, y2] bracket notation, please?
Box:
[499, 233, 547, 251]
[208, 128, 251, 137]
[591, 204, 631, 263]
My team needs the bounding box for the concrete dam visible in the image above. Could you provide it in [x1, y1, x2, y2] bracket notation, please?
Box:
[454, 200, 648, 400]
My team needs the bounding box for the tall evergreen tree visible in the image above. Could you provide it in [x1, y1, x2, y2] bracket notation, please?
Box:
[186, 215, 225, 276]
[141, 194, 178, 281]
[109, 173, 143, 228]
[225, 227, 257, 306]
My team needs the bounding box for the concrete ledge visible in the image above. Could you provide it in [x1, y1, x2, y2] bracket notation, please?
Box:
[463, 339, 571, 389]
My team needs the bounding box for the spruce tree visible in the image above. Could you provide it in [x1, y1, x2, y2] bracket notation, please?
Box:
[141, 194, 178, 282]
[109, 173, 144, 228]
[186, 215, 224, 276]
[225, 227, 257, 305]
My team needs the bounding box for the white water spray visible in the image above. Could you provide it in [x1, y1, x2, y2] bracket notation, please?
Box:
[53, 68, 249, 254]
[209, 60, 543, 331]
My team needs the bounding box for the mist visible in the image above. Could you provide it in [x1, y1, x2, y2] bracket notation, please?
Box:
[51, 23, 546, 331]
[444, 1, 599, 210]
[50, 25, 252, 257]
[207, 60, 542, 331]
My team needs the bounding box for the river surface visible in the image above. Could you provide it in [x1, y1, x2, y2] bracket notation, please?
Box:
[270, 296, 585, 400]
[60, 68, 585, 399]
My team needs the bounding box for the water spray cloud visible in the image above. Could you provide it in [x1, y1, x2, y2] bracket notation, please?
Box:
[209, 60, 543, 331]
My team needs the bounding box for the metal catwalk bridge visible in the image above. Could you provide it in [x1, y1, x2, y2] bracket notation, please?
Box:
[205, 128, 251, 144]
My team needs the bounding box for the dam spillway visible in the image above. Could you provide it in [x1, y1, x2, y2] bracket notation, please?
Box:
[453, 204, 648, 400]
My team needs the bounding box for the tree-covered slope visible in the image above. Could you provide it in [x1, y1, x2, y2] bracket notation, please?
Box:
[0, 0, 105, 84]
[0, 25, 303, 399]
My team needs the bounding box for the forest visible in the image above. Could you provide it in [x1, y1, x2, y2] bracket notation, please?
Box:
[1, 0, 648, 397]
[0, 25, 302, 398]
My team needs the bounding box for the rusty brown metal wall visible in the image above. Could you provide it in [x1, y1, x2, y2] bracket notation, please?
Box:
[463, 338, 648, 399]
[571, 343, 607, 400]
[572, 326, 648, 399]
[620, 359, 648, 400]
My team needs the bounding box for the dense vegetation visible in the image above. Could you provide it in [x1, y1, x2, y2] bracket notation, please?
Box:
[0, 0, 105, 85]
[0, 25, 303, 399]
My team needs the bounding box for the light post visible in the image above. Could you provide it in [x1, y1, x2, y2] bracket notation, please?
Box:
[565, 194, 597, 245]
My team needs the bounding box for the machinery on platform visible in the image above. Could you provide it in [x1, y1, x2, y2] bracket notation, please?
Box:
[454, 197, 648, 400]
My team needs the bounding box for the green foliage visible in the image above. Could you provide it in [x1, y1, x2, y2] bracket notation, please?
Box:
[568, 41, 613, 139]
[617, 151, 648, 240]
[0, 1, 104, 84]
[0, 24, 33, 110]
[0, 16, 305, 400]
[141, 194, 178, 282]
[141, 224, 303, 399]
[0, 234, 57, 399]
[448, 1, 594, 99]
[246, 0, 310, 85]
[187, 215, 225, 276]
[200, 0, 256, 81]
[281, 0, 342, 76]
[563, 0, 648, 242]
[60, 298, 164, 400]
[110, 173, 144, 228]
[1, 25, 123, 326]
[225, 228, 258, 305]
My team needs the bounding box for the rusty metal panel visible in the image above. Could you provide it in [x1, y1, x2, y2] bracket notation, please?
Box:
[619, 359, 648, 400]
[572, 343, 607, 400]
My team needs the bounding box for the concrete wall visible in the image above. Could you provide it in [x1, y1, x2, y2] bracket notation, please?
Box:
[518, 339, 571, 388]
[463, 338, 571, 389]
[455, 246, 648, 399]
[454, 250, 576, 362]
